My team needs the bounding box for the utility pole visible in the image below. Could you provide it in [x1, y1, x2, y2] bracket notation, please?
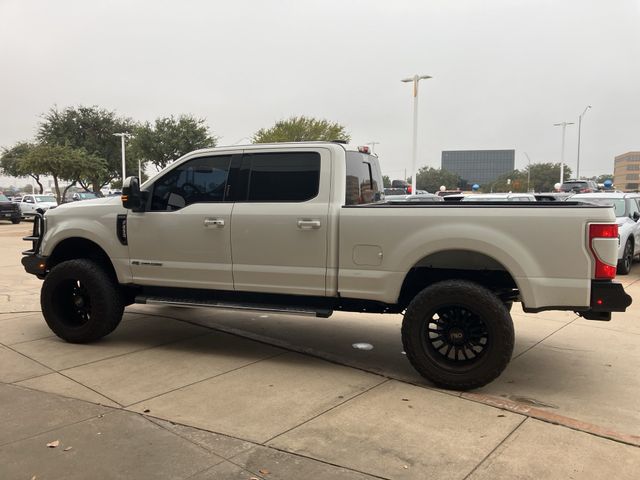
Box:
[553, 121, 574, 185]
[576, 105, 591, 179]
[524, 152, 532, 192]
[402, 74, 432, 194]
[113, 133, 133, 183]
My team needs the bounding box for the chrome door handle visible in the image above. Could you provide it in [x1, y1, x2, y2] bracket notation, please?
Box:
[297, 219, 321, 229]
[204, 218, 225, 227]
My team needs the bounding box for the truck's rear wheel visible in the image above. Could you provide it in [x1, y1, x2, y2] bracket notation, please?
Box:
[41, 259, 124, 343]
[401, 280, 514, 390]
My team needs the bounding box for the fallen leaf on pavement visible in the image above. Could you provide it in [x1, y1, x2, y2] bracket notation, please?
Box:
[64, 446, 72, 451]
[143, 409, 150, 413]
[259, 469, 270, 474]
[46, 440, 60, 448]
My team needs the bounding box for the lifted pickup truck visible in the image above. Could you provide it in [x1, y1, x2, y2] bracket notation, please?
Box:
[22, 142, 632, 389]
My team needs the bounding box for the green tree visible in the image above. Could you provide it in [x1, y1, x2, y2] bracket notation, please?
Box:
[382, 175, 391, 188]
[596, 174, 613, 184]
[0, 142, 45, 193]
[489, 163, 572, 193]
[131, 115, 217, 171]
[253, 116, 350, 143]
[416, 167, 462, 193]
[37, 105, 135, 192]
[23, 144, 102, 203]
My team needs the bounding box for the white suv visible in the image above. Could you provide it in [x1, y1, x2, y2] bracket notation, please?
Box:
[572, 192, 640, 274]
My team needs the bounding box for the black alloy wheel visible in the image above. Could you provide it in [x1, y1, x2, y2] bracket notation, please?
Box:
[422, 306, 489, 368]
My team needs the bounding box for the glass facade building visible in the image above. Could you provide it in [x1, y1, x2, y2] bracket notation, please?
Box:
[441, 150, 515, 187]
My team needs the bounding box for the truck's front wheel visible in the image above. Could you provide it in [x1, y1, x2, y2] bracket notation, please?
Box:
[41, 259, 124, 343]
[402, 280, 514, 390]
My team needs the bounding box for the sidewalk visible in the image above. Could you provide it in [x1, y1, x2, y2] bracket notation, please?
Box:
[1, 223, 639, 479]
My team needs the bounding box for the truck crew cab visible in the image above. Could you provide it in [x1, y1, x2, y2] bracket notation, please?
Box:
[22, 142, 632, 390]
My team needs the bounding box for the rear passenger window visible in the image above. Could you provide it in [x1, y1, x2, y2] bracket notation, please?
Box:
[345, 152, 383, 205]
[245, 152, 320, 202]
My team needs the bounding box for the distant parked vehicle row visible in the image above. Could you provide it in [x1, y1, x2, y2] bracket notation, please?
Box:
[462, 193, 536, 202]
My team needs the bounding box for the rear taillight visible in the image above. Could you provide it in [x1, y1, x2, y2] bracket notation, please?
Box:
[589, 224, 618, 279]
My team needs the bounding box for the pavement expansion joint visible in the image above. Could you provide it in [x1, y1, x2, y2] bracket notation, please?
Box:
[462, 392, 640, 448]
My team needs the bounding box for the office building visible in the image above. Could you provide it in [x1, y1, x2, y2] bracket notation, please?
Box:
[441, 150, 515, 187]
[614, 152, 640, 192]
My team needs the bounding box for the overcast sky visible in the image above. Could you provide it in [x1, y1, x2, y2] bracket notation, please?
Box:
[1, 0, 639, 187]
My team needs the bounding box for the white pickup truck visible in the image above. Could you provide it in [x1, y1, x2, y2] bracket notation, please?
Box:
[22, 142, 632, 389]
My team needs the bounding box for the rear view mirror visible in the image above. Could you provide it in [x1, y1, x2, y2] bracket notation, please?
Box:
[122, 176, 141, 210]
[633, 211, 640, 222]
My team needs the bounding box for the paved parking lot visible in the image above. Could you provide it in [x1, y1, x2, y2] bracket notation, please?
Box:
[1, 222, 639, 479]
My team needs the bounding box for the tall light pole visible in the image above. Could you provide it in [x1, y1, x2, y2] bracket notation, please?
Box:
[402, 74, 432, 195]
[366, 141, 380, 154]
[553, 121, 574, 185]
[113, 133, 132, 182]
[524, 152, 532, 192]
[576, 105, 591, 179]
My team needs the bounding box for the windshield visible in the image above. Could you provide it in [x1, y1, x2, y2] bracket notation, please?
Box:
[0, 194, 9, 202]
[573, 198, 626, 216]
[560, 182, 587, 192]
[35, 195, 56, 203]
[78, 192, 97, 199]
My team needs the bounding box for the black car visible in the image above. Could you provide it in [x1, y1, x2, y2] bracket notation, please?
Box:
[0, 194, 21, 224]
[560, 180, 598, 193]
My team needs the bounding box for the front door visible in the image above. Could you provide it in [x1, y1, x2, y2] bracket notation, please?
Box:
[230, 149, 330, 296]
[127, 153, 237, 290]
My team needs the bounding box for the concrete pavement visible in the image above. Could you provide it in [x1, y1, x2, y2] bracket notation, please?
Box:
[1, 222, 639, 479]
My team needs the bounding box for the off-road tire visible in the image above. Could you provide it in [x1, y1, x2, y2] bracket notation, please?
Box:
[401, 280, 514, 390]
[41, 259, 124, 343]
[617, 240, 633, 275]
[11, 217, 20, 224]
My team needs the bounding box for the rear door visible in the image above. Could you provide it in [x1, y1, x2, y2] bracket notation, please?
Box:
[230, 148, 331, 296]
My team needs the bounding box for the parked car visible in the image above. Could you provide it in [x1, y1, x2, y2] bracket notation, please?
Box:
[0, 193, 21, 224]
[572, 192, 640, 274]
[387, 193, 444, 203]
[18, 194, 58, 218]
[66, 191, 99, 202]
[11, 195, 23, 203]
[534, 192, 574, 202]
[560, 180, 599, 193]
[462, 193, 536, 202]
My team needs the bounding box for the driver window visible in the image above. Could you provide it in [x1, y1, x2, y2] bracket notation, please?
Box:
[150, 155, 232, 211]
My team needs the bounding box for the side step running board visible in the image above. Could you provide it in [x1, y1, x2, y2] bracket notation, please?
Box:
[135, 296, 333, 318]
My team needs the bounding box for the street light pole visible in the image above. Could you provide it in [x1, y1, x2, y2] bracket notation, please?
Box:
[402, 74, 432, 195]
[524, 152, 532, 192]
[553, 121, 574, 185]
[113, 133, 132, 183]
[576, 105, 591, 179]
